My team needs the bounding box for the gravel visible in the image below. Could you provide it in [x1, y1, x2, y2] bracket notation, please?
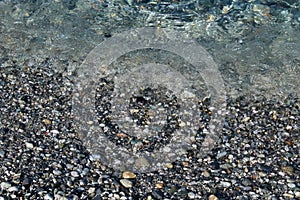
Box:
[0, 64, 299, 199]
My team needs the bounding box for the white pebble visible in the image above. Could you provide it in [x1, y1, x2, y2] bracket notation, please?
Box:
[25, 142, 34, 149]
[120, 179, 132, 188]
[188, 192, 196, 199]
[0, 182, 11, 190]
[71, 171, 79, 177]
[220, 181, 231, 188]
[8, 186, 18, 192]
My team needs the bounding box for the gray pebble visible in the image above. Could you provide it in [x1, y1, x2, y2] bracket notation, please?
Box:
[0, 150, 4, 158]
[216, 151, 227, 159]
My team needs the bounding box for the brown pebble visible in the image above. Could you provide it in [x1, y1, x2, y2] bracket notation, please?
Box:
[155, 182, 163, 189]
[165, 163, 173, 169]
[281, 166, 294, 175]
[208, 194, 219, 200]
[122, 171, 136, 179]
[43, 119, 51, 125]
[182, 161, 189, 167]
[116, 132, 128, 138]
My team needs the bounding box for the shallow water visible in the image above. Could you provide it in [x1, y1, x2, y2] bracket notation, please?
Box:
[0, 0, 299, 99]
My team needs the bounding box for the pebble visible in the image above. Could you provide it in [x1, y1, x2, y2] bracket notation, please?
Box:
[88, 187, 95, 194]
[208, 194, 219, 200]
[220, 181, 231, 188]
[44, 194, 53, 200]
[187, 192, 195, 199]
[0, 150, 4, 158]
[202, 170, 210, 177]
[7, 186, 18, 192]
[283, 193, 294, 198]
[0, 182, 11, 190]
[216, 151, 227, 159]
[165, 163, 173, 169]
[53, 170, 62, 176]
[25, 142, 34, 149]
[281, 166, 294, 175]
[155, 182, 163, 189]
[70, 171, 79, 178]
[122, 171, 136, 179]
[120, 179, 133, 188]
[287, 183, 296, 188]
[42, 119, 52, 125]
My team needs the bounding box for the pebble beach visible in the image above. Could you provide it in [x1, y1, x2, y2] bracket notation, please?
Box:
[0, 0, 299, 199]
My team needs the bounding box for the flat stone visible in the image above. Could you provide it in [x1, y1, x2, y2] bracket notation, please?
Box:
[70, 171, 79, 178]
[216, 151, 227, 159]
[8, 186, 18, 192]
[53, 170, 62, 176]
[122, 171, 136, 179]
[283, 193, 294, 198]
[120, 179, 132, 188]
[287, 183, 295, 188]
